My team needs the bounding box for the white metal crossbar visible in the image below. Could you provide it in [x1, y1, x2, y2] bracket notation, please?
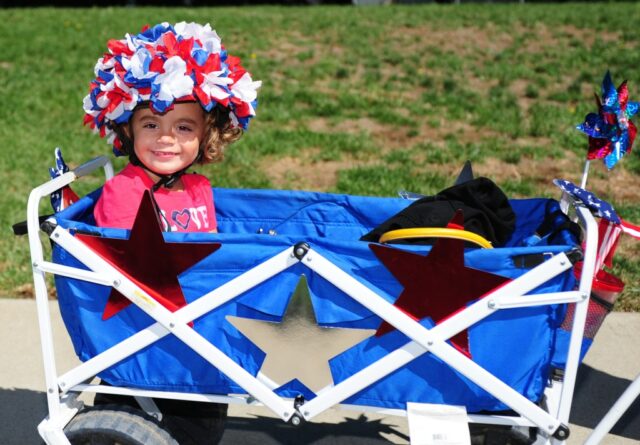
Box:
[297, 247, 573, 437]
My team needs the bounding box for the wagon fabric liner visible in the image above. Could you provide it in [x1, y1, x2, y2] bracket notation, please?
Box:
[53, 186, 580, 414]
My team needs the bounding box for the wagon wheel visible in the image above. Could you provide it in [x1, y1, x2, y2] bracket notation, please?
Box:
[64, 404, 178, 445]
[379, 227, 493, 248]
[92, 392, 228, 445]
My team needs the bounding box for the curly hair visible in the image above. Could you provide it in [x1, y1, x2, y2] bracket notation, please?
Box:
[201, 106, 243, 164]
[111, 103, 243, 165]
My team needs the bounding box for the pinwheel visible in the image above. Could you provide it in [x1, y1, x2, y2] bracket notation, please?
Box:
[576, 71, 639, 170]
[49, 148, 79, 212]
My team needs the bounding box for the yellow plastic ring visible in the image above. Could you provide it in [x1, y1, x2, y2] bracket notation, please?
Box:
[378, 227, 493, 249]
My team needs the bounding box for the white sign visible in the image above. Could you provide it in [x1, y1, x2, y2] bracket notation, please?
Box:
[407, 402, 471, 445]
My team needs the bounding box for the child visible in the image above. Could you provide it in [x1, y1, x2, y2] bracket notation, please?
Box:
[82, 22, 261, 444]
[84, 21, 261, 232]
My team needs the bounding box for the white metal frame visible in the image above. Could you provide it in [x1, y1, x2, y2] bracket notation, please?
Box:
[26, 156, 599, 445]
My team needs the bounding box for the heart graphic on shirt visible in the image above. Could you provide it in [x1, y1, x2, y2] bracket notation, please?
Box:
[172, 209, 191, 230]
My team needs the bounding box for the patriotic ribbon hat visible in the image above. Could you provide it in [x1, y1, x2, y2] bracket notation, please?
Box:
[82, 22, 261, 154]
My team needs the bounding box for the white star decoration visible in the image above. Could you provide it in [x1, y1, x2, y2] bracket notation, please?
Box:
[226, 276, 375, 393]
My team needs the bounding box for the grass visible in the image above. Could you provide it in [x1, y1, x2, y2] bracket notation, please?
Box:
[1, 4, 640, 311]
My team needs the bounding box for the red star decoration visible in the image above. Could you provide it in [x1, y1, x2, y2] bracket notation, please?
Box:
[369, 212, 511, 356]
[76, 190, 220, 320]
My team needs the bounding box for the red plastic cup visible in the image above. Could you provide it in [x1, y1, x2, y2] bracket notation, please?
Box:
[573, 262, 625, 305]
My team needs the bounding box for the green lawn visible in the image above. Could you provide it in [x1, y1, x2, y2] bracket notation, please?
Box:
[1, 4, 640, 310]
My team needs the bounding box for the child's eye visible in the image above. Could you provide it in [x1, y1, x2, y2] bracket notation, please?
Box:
[178, 125, 193, 132]
[142, 122, 158, 129]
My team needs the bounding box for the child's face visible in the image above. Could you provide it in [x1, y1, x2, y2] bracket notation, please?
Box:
[130, 102, 206, 178]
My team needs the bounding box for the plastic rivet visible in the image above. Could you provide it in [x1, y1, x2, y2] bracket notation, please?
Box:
[113, 279, 121, 288]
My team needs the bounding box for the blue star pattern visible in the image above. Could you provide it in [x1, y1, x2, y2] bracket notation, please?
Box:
[553, 179, 621, 224]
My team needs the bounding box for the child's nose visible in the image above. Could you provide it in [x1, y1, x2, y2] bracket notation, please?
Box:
[157, 131, 176, 143]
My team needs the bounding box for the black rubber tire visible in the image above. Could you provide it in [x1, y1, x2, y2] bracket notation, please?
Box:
[93, 391, 228, 445]
[64, 404, 178, 445]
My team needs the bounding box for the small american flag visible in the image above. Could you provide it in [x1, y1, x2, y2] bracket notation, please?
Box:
[553, 179, 621, 224]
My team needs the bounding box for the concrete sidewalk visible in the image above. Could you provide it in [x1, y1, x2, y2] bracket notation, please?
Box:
[1, 298, 638, 444]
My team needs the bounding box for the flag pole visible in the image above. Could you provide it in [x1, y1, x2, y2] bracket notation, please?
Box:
[580, 160, 591, 189]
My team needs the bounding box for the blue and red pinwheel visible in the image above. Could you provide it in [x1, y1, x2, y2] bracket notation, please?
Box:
[49, 148, 80, 213]
[576, 71, 639, 170]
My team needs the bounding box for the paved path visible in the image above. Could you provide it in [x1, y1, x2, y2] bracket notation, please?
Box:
[1, 298, 638, 444]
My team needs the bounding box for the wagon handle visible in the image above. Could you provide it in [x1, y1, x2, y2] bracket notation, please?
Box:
[378, 227, 493, 249]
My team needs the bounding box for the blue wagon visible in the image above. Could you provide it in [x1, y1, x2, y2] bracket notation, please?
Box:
[24, 155, 604, 445]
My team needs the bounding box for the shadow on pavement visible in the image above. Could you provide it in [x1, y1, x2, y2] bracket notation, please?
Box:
[220, 413, 409, 444]
[0, 387, 408, 445]
[3, 364, 639, 444]
[572, 364, 640, 440]
[0, 388, 46, 445]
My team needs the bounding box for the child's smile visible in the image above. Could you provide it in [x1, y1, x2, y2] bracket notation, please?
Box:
[130, 102, 206, 181]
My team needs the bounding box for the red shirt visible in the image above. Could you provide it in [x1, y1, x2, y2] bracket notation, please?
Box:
[94, 163, 217, 232]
